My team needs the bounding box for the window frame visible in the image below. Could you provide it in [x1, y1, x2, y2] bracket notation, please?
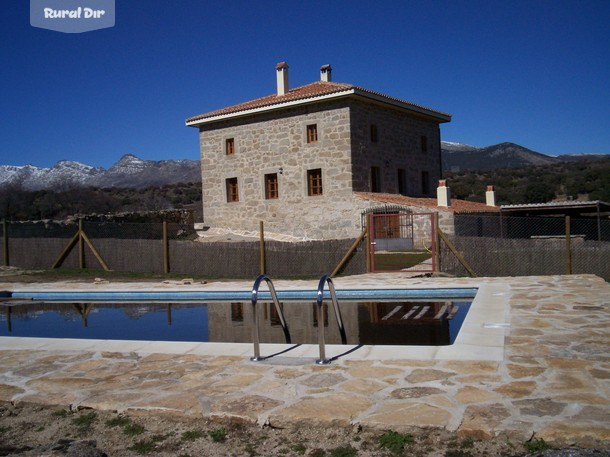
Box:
[421, 171, 430, 195]
[370, 166, 381, 193]
[225, 138, 235, 155]
[397, 168, 407, 195]
[307, 168, 323, 196]
[420, 135, 428, 153]
[370, 124, 378, 143]
[230, 302, 244, 323]
[306, 124, 318, 143]
[264, 172, 279, 200]
[226, 177, 239, 203]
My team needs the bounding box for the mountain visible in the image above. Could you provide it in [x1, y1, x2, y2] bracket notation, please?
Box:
[2, 143, 608, 190]
[0, 154, 201, 190]
[441, 142, 561, 171]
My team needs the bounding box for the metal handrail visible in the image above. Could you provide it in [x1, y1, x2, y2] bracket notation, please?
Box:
[315, 274, 347, 365]
[250, 274, 291, 361]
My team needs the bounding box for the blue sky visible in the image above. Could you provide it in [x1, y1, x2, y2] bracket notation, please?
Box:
[1, 0, 609, 169]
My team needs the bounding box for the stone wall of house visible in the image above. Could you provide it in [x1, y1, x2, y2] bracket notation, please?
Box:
[349, 100, 442, 196]
[198, 99, 446, 240]
[198, 100, 361, 239]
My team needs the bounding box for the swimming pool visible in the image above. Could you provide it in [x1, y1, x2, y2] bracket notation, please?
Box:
[0, 299, 472, 346]
[1, 286, 477, 346]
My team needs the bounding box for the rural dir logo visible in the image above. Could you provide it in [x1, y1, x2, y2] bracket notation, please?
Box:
[30, 0, 115, 33]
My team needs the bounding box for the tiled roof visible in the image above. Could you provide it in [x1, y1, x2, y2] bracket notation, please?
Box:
[186, 81, 451, 125]
[502, 200, 609, 210]
[354, 192, 500, 213]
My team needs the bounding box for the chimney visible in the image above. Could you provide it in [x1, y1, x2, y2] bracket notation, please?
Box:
[486, 185, 497, 206]
[276, 61, 289, 96]
[437, 179, 451, 207]
[320, 64, 332, 82]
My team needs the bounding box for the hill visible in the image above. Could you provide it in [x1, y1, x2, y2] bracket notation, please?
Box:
[443, 157, 610, 204]
[0, 154, 200, 191]
[440, 141, 608, 171]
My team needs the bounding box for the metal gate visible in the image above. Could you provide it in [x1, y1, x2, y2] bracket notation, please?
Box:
[369, 212, 436, 273]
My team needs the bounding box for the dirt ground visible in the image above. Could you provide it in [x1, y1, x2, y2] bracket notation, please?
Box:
[3, 401, 601, 457]
[1, 267, 608, 456]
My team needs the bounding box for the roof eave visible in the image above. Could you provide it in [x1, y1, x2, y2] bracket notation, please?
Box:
[185, 89, 356, 127]
[185, 88, 451, 127]
[351, 88, 451, 123]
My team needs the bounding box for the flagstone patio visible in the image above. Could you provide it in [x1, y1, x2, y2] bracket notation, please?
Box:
[0, 274, 608, 448]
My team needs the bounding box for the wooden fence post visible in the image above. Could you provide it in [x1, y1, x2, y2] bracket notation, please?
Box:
[434, 212, 441, 273]
[163, 221, 170, 274]
[365, 214, 372, 272]
[2, 219, 8, 267]
[331, 226, 368, 278]
[438, 228, 477, 277]
[259, 221, 266, 274]
[566, 215, 572, 274]
[52, 221, 110, 271]
[78, 218, 85, 269]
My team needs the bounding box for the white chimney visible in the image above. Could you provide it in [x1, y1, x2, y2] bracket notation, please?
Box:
[486, 185, 497, 206]
[276, 61, 289, 96]
[320, 64, 332, 82]
[437, 179, 451, 207]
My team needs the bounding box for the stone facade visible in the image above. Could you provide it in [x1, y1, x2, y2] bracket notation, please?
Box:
[196, 98, 445, 240]
[349, 100, 441, 196]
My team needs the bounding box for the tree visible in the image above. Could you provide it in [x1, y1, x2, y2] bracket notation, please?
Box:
[524, 181, 556, 203]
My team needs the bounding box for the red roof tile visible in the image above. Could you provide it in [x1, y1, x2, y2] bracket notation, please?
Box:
[186, 81, 451, 125]
[354, 192, 500, 213]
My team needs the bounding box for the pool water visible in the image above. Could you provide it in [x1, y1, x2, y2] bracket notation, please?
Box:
[0, 300, 471, 346]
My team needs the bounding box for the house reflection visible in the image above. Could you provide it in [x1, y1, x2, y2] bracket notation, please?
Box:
[207, 301, 352, 345]
[2, 300, 463, 346]
[207, 301, 458, 346]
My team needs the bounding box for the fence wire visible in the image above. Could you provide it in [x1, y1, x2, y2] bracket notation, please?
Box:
[1, 220, 365, 278]
[443, 214, 609, 280]
[2, 215, 607, 280]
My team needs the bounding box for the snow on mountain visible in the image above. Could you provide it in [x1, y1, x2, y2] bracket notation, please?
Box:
[107, 154, 149, 174]
[2, 143, 607, 190]
[0, 165, 38, 187]
[441, 141, 560, 170]
[440, 141, 479, 152]
[0, 154, 201, 190]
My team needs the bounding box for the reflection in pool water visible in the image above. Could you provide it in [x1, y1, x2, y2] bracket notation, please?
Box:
[1, 300, 471, 346]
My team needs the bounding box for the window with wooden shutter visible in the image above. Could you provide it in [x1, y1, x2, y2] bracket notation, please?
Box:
[306, 124, 318, 143]
[307, 168, 323, 196]
[226, 177, 239, 202]
[265, 173, 278, 199]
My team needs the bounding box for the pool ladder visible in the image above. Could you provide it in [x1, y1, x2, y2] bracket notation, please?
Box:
[250, 274, 347, 364]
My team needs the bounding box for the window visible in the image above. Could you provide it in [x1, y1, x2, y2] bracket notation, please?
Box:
[269, 303, 284, 326]
[230, 303, 243, 323]
[226, 177, 239, 202]
[306, 124, 318, 143]
[370, 124, 378, 143]
[421, 171, 430, 195]
[371, 166, 381, 193]
[307, 168, 323, 196]
[265, 173, 278, 199]
[420, 135, 428, 153]
[225, 138, 235, 155]
[397, 169, 407, 195]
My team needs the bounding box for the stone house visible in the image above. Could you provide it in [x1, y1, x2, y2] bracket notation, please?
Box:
[186, 63, 496, 241]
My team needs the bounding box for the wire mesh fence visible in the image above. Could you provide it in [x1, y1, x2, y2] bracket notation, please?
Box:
[443, 214, 610, 280]
[1, 220, 366, 278]
[2, 214, 608, 280]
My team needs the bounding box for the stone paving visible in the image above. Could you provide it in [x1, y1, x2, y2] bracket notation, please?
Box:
[0, 274, 608, 448]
